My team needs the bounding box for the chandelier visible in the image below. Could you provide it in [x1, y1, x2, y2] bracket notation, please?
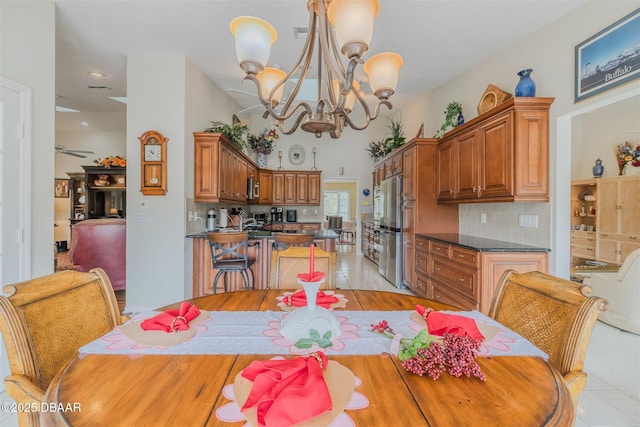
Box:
[230, 0, 402, 139]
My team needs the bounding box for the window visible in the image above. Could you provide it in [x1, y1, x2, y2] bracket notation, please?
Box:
[323, 190, 350, 220]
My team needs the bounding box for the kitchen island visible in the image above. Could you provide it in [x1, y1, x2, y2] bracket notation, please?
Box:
[414, 233, 549, 314]
[188, 229, 339, 296]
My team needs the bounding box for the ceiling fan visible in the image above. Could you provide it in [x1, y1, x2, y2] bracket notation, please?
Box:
[226, 88, 264, 117]
[55, 145, 95, 158]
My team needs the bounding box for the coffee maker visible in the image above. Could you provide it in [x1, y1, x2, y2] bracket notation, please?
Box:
[271, 207, 283, 222]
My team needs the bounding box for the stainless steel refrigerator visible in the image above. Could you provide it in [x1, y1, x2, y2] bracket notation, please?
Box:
[378, 175, 405, 288]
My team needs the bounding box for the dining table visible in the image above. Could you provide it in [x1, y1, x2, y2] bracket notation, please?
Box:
[41, 289, 574, 426]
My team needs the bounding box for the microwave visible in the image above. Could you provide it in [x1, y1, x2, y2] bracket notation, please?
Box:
[246, 178, 259, 200]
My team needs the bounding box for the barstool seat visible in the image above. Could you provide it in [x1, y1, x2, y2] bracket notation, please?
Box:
[207, 231, 259, 293]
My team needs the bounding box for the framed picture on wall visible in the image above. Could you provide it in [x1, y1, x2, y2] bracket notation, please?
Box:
[54, 179, 69, 198]
[575, 8, 640, 102]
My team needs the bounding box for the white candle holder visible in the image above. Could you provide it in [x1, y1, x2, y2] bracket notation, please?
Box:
[279, 277, 342, 342]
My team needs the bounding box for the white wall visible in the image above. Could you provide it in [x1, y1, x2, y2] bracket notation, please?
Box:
[126, 53, 245, 311]
[398, 1, 640, 275]
[571, 94, 640, 180]
[1, 0, 56, 277]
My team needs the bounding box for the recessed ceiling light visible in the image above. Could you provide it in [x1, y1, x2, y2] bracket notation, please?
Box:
[55, 106, 79, 113]
[108, 96, 128, 104]
[81, 121, 89, 126]
[89, 72, 106, 77]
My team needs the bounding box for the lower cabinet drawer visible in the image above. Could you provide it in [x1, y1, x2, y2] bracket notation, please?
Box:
[429, 241, 450, 258]
[571, 245, 595, 259]
[415, 249, 428, 273]
[431, 258, 478, 300]
[450, 246, 479, 269]
[430, 278, 477, 311]
[414, 274, 428, 297]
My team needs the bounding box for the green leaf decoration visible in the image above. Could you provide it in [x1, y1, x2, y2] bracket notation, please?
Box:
[310, 329, 321, 341]
[295, 338, 314, 349]
[398, 329, 436, 361]
[322, 331, 332, 340]
[318, 338, 333, 348]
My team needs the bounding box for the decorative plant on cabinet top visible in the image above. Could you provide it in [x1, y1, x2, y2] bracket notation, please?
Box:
[204, 120, 249, 152]
[434, 102, 463, 138]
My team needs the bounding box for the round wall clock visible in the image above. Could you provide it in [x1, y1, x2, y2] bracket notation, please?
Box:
[288, 145, 305, 165]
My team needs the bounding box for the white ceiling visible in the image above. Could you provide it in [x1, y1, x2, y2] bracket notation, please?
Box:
[54, 0, 590, 133]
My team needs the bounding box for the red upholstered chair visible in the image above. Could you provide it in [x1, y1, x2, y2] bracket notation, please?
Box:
[69, 219, 126, 291]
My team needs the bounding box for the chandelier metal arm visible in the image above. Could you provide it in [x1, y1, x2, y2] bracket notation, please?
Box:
[245, 74, 314, 123]
[276, 6, 318, 115]
[343, 99, 392, 131]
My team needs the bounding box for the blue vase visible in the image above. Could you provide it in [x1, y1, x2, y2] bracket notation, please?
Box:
[457, 112, 465, 126]
[515, 69, 536, 97]
[592, 159, 604, 178]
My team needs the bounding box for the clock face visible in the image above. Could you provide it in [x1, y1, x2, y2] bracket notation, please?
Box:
[144, 144, 161, 161]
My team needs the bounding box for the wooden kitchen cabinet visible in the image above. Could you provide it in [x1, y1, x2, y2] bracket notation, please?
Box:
[296, 173, 309, 203]
[258, 170, 272, 204]
[596, 175, 640, 264]
[361, 221, 379, 265]
[436, 139, 456, 201]
[194, 132, 252, 203]
[437, 97, 554, 203]
[415, 235, 548, 314]
[308, 173, 321, 204]
[271, 170, 322, 206]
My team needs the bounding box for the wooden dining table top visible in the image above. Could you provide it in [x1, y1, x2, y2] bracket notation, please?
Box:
[41, 289, 574, 426]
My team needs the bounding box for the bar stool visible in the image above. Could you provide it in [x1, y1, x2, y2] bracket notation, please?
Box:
[272, 232, 314, 250]
[328, 216, 343, 241]
[207, 231, 259, 293]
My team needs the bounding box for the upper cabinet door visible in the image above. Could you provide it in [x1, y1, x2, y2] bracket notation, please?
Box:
[454, 129, 479, 200]
[436, 139, 455, 201]
[478, 111, 512, 199]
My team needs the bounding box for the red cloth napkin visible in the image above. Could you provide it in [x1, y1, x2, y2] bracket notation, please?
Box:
[296, 271, 326, 282]
[416, 304, 485, 341]
[240, 352, 332, 427]
[140, 302, 201, 332]
[282, 289, 339, 308]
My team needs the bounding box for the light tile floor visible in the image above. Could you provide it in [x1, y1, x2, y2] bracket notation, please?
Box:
[334, 245, 640, 427]
[1, 245, 636, 426]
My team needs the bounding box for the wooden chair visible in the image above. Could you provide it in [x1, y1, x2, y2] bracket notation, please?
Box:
[269, 247, 336, 290]
[208, 231, 259, 293]
[272, 232, 314, 250]
[0, 268, 124, 427]
[488, 270, 608, 410]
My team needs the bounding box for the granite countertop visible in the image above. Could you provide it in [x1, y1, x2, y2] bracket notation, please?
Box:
[186, 229, 339, 239]
[416, 233, 550, 252]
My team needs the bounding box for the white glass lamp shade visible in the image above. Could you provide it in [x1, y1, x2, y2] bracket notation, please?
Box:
[363, 52, 403, 99]
[332, 79, 360, 111]
[327, 0, 379, 58]
[256, 67, 287, 104]
[230, 16, 277, 74]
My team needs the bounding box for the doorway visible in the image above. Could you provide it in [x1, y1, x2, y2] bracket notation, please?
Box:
[1, 76, 33, 393]
[323, 178, 359, 250]
[554, 87, 640, 278]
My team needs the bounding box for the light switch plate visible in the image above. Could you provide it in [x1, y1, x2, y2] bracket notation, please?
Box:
[519, 214, 538, 228]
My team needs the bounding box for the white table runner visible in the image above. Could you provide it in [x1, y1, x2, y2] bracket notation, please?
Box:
[79, 310, 547, 359]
